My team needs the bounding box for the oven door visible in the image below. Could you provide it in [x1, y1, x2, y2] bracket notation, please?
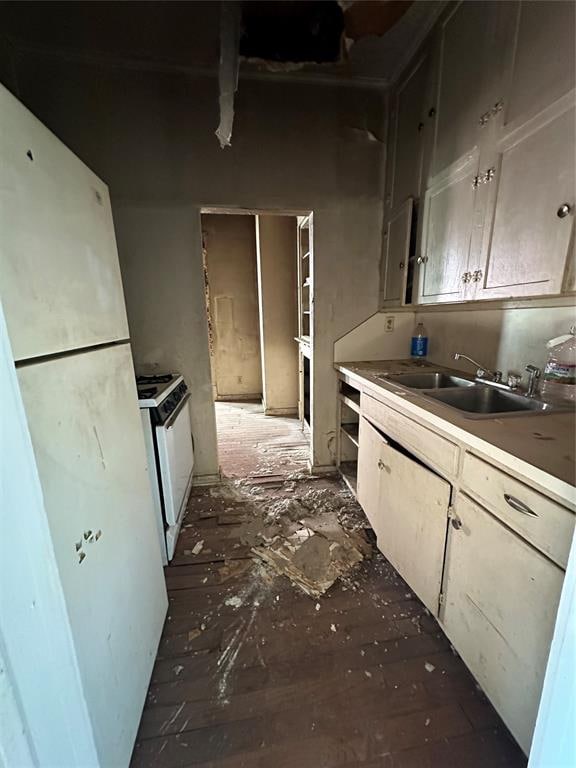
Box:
[155, 394, 194, 526]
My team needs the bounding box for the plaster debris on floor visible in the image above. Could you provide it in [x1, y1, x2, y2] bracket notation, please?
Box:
[215, 479, 374, 598]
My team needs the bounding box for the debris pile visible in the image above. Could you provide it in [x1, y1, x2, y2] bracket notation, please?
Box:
[246, 484, 372, 598]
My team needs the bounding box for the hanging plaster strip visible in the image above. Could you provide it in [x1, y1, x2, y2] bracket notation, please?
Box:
[215, 1, 241, 148]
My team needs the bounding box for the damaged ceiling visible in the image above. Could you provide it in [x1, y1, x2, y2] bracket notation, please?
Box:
[0, 0, 444, 86]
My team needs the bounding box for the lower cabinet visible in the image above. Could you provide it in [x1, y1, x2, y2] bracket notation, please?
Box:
[442, 493, 564, 755]
[357, 416, 451, 614]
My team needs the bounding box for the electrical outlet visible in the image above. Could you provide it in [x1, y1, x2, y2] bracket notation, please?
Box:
[385, 316, 395, 333]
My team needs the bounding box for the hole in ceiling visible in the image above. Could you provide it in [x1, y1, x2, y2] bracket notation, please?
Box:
[240, 1, 345, 64]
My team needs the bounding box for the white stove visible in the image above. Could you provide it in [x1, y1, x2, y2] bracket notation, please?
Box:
[137, 373, 194, 564]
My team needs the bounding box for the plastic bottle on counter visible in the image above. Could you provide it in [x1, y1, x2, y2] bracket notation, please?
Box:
[540, 326, 576, 404]
[410, 322, 428, 360]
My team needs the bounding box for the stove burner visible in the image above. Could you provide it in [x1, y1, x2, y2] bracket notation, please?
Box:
[136, 374, 173, 385]
[138, 387, 158, 399]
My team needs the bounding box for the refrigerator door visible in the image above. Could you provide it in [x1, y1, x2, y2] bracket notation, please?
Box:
[17, 343, 167, 767]
[0, 84, 129, 361]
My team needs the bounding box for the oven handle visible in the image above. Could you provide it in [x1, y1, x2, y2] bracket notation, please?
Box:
[163, 392, 191, 429]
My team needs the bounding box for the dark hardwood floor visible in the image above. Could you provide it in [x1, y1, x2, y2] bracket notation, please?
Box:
[130, 404, 527, 768]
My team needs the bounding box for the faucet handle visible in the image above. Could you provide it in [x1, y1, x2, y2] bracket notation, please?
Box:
[525, 364, 541, 376]
[507, 373, 522, 389]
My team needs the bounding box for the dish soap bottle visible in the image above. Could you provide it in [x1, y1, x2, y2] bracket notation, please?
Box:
[411, 322, 428, 360]
[540, 326, 576, 403]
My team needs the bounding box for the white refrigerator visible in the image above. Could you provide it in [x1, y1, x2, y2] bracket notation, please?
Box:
[0, 85, 168, 766]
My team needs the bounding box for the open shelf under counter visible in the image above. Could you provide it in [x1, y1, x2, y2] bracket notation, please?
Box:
[341, 423, 359, 448]
[339, 460, 358, 497]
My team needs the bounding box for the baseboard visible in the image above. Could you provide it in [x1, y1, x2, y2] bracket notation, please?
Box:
[308, 462, 338, 476]
[263, 407, 299, 416]
[192, 472, 222, 487]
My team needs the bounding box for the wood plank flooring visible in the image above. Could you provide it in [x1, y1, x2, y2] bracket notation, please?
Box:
[130, 404, 527, 768]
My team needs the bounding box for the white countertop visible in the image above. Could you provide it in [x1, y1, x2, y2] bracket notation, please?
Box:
[335, 359, 576, 506]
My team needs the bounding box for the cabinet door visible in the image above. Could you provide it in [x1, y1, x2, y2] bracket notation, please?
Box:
[382, 199, 412, 304]
[358, 417, 451, 614]
[506, 0, 576, 128]
[475, 103, 575, 298]
[418, 152, 478, 303]
[386, 56, 428, 212]
[431, 1, 500, 177]
[442, 494, 564, 755]
[357, 416, 385, 539]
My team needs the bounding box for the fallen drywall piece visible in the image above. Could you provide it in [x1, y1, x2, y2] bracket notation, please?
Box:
[248, 486, 372, 597]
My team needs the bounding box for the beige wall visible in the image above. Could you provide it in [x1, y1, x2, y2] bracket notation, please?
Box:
[203, 214, 262, 400]
[255, 215, 299, 415]
[2, 51, 386, 477]
[334, 302, 576, 382]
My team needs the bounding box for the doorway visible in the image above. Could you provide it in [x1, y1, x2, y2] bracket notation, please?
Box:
[201, 210, 310, 481]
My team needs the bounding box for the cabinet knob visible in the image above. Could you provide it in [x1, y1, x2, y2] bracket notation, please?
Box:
[416, 256, 428, 265]
[428, 107, 436, 118]
[557, 203, 573, 218]
[462, 271, 472, 283]
[472, 269, 483, 283]
[377, 459, 386, 471]
[399, 262, 405, 270]
[451, 518, 462, 530]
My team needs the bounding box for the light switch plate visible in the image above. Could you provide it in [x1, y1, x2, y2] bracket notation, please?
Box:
[385, 316, 395, 333]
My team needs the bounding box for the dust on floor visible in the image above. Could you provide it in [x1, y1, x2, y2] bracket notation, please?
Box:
[130, 474, 527, 768]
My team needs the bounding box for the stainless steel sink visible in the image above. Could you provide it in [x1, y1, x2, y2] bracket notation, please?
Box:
[426, 386, 556, 417]
[381, 372, 475, 389]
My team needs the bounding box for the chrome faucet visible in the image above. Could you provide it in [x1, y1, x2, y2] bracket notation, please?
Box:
[525, 365, 541, 398]
[453, 353, 502, 383]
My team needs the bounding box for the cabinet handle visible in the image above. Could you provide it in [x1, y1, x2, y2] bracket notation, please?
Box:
[504, 493, 538, 518]
[557, 203, 573, 218]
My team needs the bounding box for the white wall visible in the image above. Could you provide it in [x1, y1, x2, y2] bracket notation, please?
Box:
[2, 53, 386, 473]
[334, 303, 576, 384]
[0, 301, 99, 767]
[113, 203, 219, 478]
[417, 304, 576, 378]
[334, 310, 415, 362]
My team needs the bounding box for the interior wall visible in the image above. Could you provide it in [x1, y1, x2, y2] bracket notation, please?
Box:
[203, 214, 262, 400]
[334, 303, 576, 379]
[334, 310, 415, 362]
[2, 51, 386, 474]
[112, 203, 218, 479]
[255, 215, 299, 415]
[416, 304, 576, 377]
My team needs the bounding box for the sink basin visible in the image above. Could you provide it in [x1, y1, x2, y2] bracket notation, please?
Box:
[382, 372, 475, 389]
[426, 386, 556, 417]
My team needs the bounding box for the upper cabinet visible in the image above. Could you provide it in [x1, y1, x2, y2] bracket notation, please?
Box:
[380, 56, 429, 306]
[505, 0, 576, 127]
[381, 1, 576, 308]
[430, 1, 503, 179]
